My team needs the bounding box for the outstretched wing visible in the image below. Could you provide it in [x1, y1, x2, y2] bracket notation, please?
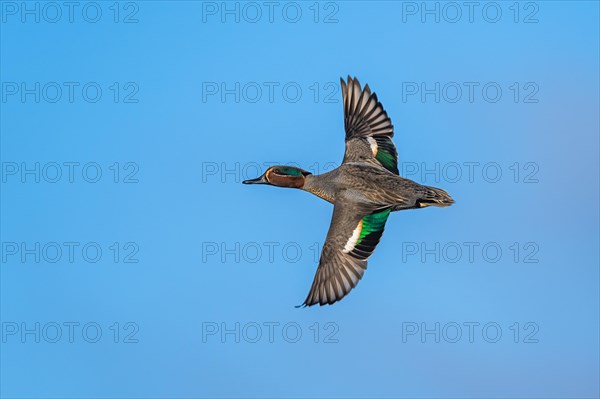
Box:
[299, 201, 391, 307]
[340, 76, 399, 174]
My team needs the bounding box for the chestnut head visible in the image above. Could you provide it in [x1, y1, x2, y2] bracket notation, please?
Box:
[243, 166, 312, 188]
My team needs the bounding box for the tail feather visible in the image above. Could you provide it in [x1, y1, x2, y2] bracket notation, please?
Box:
[416, 186, 454, 208]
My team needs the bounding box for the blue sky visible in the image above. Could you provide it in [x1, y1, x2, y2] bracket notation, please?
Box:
[1, 1, 599, 398]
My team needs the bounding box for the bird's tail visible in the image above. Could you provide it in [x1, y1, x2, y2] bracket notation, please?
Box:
[416, 186, 455, 208]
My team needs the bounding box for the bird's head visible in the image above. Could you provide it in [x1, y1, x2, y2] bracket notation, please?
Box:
[243, 165, 312, 189]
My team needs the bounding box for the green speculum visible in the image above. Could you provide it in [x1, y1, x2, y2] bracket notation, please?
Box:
[357, 209, 391, 244]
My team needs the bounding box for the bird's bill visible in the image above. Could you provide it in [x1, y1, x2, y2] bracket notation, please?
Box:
[242, 174, 268, 185]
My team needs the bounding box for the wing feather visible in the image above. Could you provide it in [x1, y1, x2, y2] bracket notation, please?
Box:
[341, 76, 399, 174]
[299, 202, 391, 307]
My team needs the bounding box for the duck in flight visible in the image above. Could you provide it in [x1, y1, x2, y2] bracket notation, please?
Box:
[243, 76, 454, 307]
